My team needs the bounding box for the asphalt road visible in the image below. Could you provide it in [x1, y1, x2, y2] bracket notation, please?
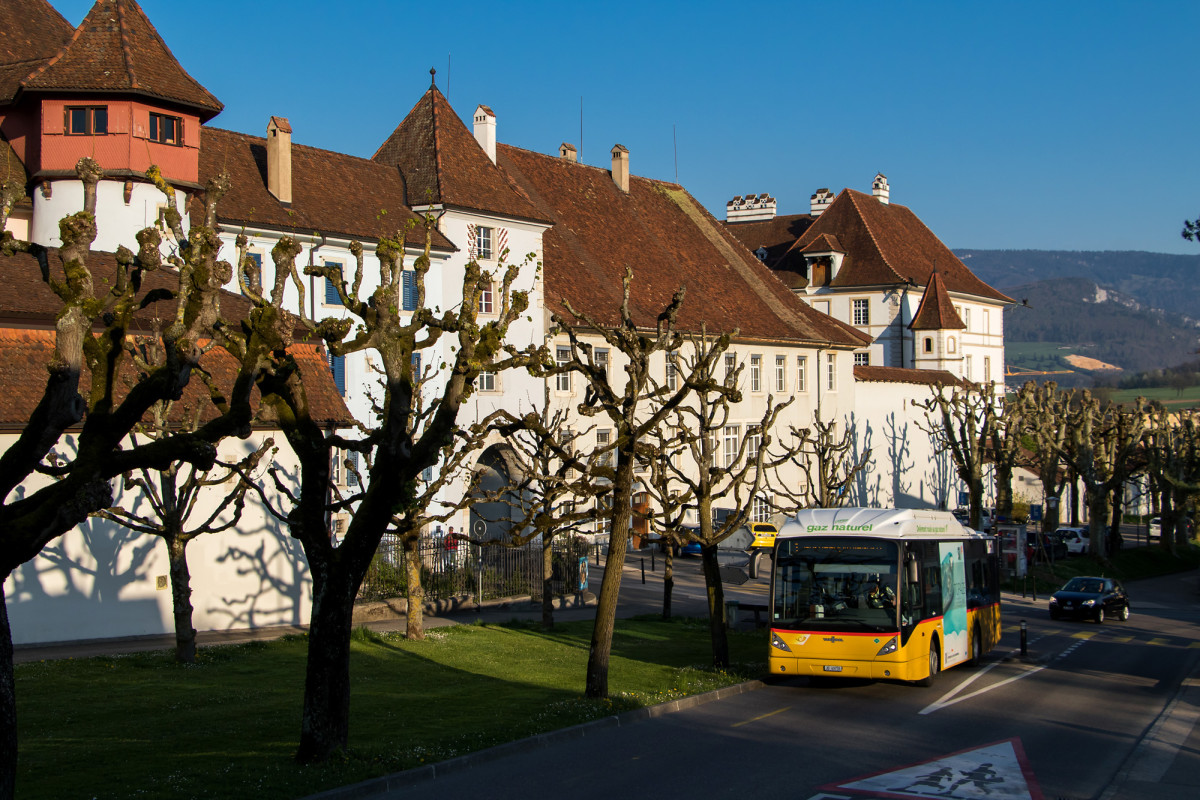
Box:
[335, 551, 1200, 800]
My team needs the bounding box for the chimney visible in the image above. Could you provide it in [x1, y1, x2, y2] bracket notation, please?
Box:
[725, 193, 777, 223]
[266, 116, 292, 205]
[473, 105, 496, 163]
[872, 173, 890, 205]
[610, 144, 629, 193]
[810, 188, 834, 216]
[559, 142, 577, 162]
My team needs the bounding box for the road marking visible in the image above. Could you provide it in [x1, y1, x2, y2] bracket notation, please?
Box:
[1189, 642, 1200, 649]
[1148, 637, 1171, 647]
[1071, 631, 1096, 640]
[732, 706, 792, 727]
[920, 658, 1046, 715]
[1109, 635, 1134, 643]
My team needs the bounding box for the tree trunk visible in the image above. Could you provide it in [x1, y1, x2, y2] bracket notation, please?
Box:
[166, 534, 197, 664]
[295, 567, 356, 764]
[994, 464, 1014, 519]
[404, 536, 425, 641]
[1109, 489, 1123, 540]
[585, 460, 635, 698]
[700, 544, 729, 669]
[0, 580, 17, 800]
[661, 544, 674, 621]
[541, 537, 554, 630]
[1087, 489, 1110, 560]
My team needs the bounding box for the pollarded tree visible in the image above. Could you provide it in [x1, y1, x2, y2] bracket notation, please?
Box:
[228, 220, 535, 762]
[533, 268, 726, 699]
[0, 161, 257, 800]
[1016, 381, 1071, 534]
[779, 415, 870, 509]
[646, 330, 794, 668]
[913, 381, 999, 529]
[1143, 404, 1200, 554]
[987, 388, 1025, 521]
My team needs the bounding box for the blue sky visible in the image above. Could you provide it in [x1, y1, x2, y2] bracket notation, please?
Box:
[52, 0, 1200, 254]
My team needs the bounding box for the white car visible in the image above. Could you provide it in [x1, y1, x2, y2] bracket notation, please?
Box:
[1056, 527, 1089, 555]
[1149, 518, 1161, 539]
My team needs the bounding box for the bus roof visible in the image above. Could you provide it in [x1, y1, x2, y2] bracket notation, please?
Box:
[778, 508, 984, 541]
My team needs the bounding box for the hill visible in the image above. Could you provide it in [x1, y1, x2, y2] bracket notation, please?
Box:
[953, 250, 1200, 382]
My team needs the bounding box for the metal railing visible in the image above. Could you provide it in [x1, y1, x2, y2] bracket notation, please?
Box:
[358, 534, 592, 603]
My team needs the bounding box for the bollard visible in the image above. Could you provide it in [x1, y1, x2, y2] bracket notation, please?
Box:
[1031, 577, 1037, 602]
[726, 600, 740, 629]
[1020, 619, 1027, 657]
[651, 551, 656, 572]
[641, 558, 646, 584]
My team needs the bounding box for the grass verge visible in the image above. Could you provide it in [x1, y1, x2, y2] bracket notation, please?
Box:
[15, 616, 765, 800]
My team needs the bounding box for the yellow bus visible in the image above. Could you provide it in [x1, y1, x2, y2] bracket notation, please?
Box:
[768, 508, 1001, 685]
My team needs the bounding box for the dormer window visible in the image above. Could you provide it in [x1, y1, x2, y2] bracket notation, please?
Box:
[66, 106, 107, 135]
[149, 112, 182, 145]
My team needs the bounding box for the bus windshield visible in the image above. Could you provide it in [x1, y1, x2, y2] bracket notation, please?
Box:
[772, 537, 900, 632]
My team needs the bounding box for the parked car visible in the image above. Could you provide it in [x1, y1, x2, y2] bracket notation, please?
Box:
[1049, 576, 1130, 623]
[1055, 527, 1089, 556]
[1149, 517, 1161, 539]
[1027, 531, 1068, 562]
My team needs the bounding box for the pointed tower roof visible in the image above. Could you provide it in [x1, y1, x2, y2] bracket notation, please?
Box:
[21, 0, 222, 120]
[372, 78, 546, 223]
[910, 269, 967, 331]
[0, 0, 75, 104]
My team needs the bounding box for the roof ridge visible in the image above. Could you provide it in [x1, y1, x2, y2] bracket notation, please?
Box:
[429, 87, 446, 205]
[206, 126, 401, 169]
[116, 0, 138, 90]
[845, 189, 905, 283]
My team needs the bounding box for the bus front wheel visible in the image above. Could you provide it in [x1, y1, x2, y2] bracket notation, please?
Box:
[916, 640, 940, 687]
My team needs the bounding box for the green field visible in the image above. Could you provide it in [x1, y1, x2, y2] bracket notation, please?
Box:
[1005, 342, 1080, 377]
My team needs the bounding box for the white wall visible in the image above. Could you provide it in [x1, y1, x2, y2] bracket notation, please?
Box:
[5, 432, 310, 645]
[31, 179, 186, 255]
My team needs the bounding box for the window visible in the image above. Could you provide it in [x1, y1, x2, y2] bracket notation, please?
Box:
[775, 355, 786, 392]
[666, 351, 678, 391]
[328, 353, 346, 395]
[596, 429, 612, 467]
[752, 496, 771, 523]
[66, 106, 107, 135]
[965, 355, 973, 380]
[476, 226, 494, 260]
[796, 356, 807, 392]
[948, 337, 957, 354]
[595, 492, 612, 536]
[963, 308, 971, 330]
[724, 353, 736, 383]
[401, 270, 418, 311]
[478, 370, 496, 392]
[595, 347, 609, 379]
[854, 352, 869, 366]
[324, 264, 344, 305]
[148, 112, 181, 145]
[241, 252, 262, 295]
[984, 356, 992, 382]
[750, 354, 762, 392]
[924, 337, 933, 354]
[707, 433, 719, 468]
[347, 451, 360, 487]
[747, 429, 762, 461]
[723, 425, 740, 468]
[826, 353, 837, 391]
[555, 346, 571, 392]
[815, 300, 830, 316]
[852, 299, 870, 326]
[983, 309, 991, 334]
[477, 280, 494, 314]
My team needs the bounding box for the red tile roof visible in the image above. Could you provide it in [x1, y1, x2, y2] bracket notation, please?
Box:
[0, 0, 74, 104]
[853, 365, 963, 387]
[197, 127, 454, 251]
[372, 84, 548, 223]
[723, 212, 815, 269]
[910, 269, 967, 330]
[786, 190, 1012, 303]
[20, 0, 223, 120]
[0, 248, 353, 429]
[497, 144, 868, 347]
[1, 133, 29, 200]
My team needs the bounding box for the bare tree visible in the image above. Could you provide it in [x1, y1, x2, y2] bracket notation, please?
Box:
[1143, 404, 1200, 554]
[645, 331, 793, 668]
[1016, 381, 1071, 534]
[96, 411, 274, 663]
[0, 161, 257, 800]
[913, 381, 996, 529]
[535, 268, 724, 699]
[779, 415, 870, 509]
[228, 218, 535, 762]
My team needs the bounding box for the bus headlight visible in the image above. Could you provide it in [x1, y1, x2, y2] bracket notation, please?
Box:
[876, 637, 898, 656]
[770, 632, 792, 652]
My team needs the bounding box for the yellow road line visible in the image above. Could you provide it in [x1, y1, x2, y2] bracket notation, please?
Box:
[1109, 636, 1134, 643]
[1071, 631, 1096, 640]
[1148, 638, 1171, 647]
[732, 706, 792, 728]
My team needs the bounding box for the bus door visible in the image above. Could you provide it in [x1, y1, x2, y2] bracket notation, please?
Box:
[899, 542, 944, 646]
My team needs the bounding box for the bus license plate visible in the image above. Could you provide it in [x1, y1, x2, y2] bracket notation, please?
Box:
[823, 665, 842, 672]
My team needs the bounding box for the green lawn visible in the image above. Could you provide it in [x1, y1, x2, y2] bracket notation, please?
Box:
[1105, 385, 1200, 407]
[15, 617, 766, 800]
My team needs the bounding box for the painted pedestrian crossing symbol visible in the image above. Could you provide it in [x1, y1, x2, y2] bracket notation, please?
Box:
[813, 738, 1042, 799]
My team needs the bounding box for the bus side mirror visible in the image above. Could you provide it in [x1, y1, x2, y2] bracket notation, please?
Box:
[906, 558, 919, 584]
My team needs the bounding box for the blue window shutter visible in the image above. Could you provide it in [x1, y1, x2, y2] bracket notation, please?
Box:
[324, 272, 341, 305]
[402, 270, 418, 311]
[347, 451, 360, 487]
[411, 351, 421, 374]
[329, 354, 346, 395]
[422, 466, 433, 483]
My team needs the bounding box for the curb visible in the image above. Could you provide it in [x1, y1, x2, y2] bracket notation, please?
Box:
[302, 679, 766, 800]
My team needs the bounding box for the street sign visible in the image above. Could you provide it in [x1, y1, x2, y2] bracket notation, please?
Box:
[958, 491, 969, 507]
[1030, 504, 1042, 522]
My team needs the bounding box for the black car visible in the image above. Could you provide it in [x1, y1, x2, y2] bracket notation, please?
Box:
[1028, 532, 1068, 562]
[1049, 576, 1130, 623]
